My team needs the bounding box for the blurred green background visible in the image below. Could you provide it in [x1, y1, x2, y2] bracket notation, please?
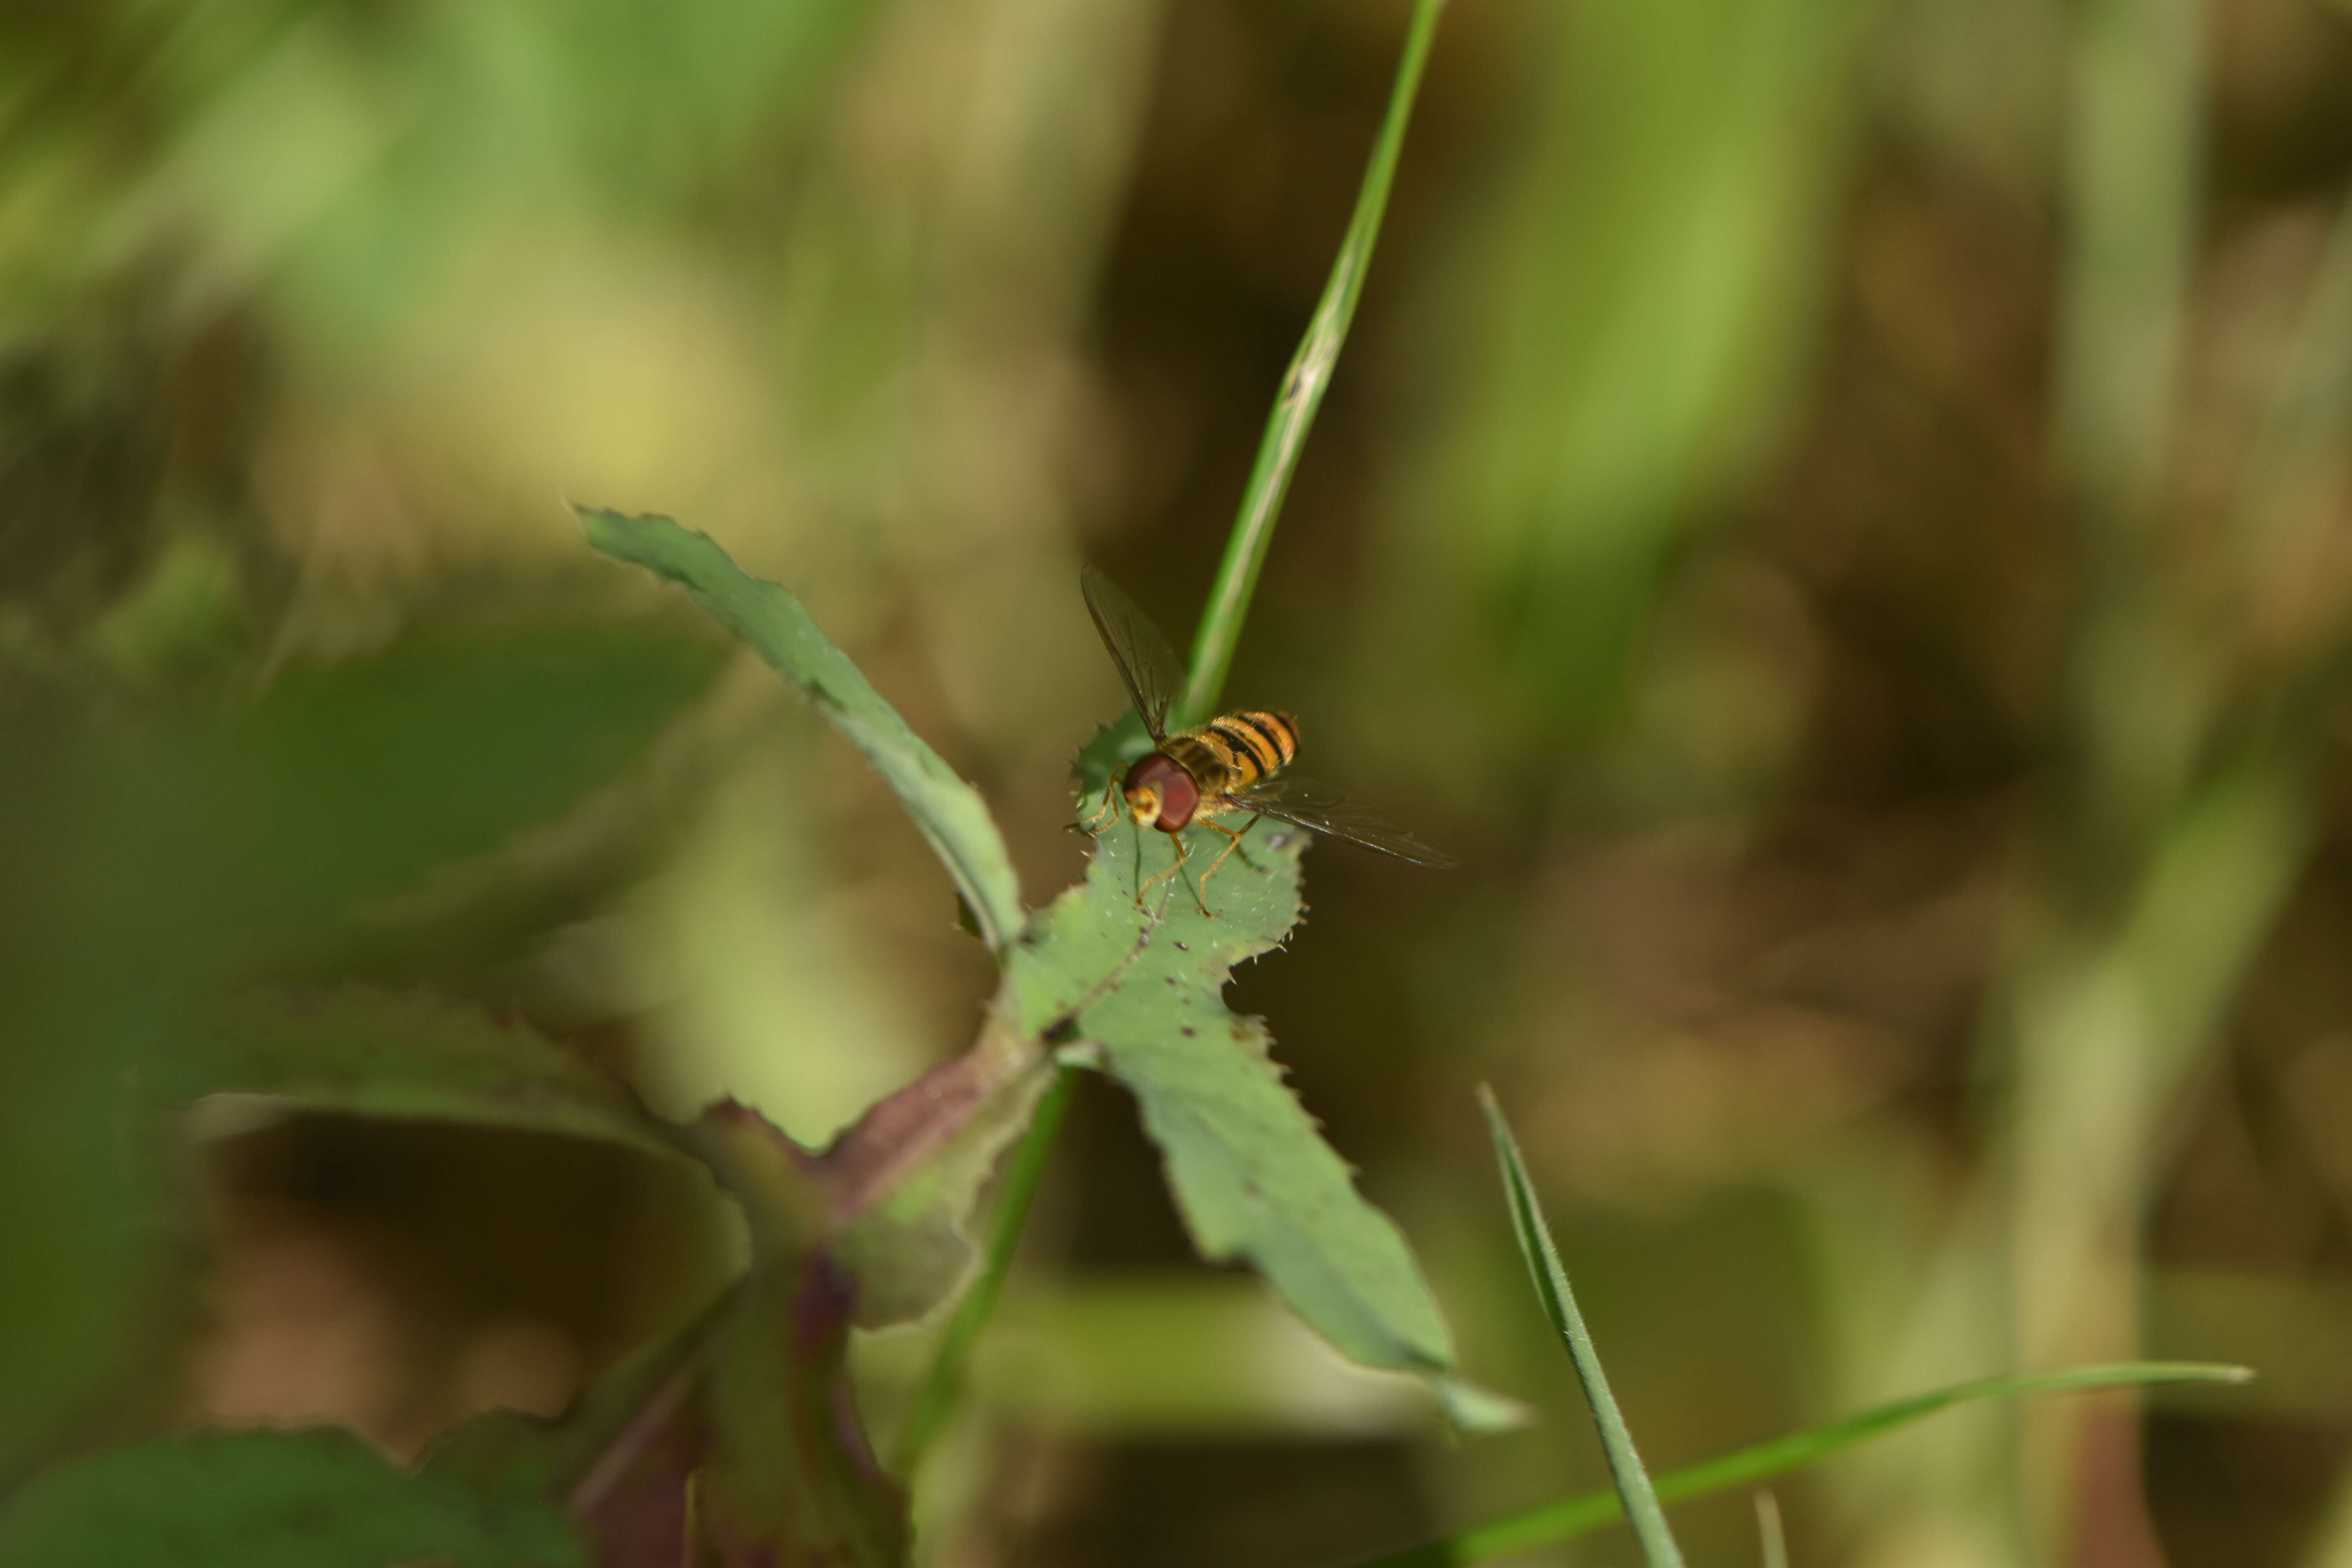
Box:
[5, 0, 2352, 1562]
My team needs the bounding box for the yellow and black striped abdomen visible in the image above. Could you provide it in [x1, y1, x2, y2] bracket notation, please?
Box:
[1189, 709, 1299, 790]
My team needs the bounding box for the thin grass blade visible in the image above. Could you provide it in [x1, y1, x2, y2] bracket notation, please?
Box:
[1176, 0, 1446, 726]
[1479, 1085, 1684, 1568]
[1343, 1359, 2250, 1568]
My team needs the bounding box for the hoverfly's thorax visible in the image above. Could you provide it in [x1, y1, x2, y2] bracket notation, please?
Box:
[1162, 733, 1234, 794]
[1123, 751, 1200, 833]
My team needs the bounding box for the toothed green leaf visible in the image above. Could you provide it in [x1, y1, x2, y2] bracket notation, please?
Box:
[1008, 820, 1486, 1414]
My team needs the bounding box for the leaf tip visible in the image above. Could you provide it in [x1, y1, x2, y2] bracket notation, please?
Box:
[1435, 1375, 1536, 1435]
[1473, 1082, 1515, 1150]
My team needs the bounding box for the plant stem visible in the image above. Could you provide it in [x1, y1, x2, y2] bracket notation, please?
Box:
[893, 1063, 1079, 1475]
[1175, 0, 1447, 728]
[896, 0, 1453, 1485]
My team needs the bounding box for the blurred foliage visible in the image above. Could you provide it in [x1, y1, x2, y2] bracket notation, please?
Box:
[0, 618, 717, 1473]
[1386, 0, 1875, 753]
[0, 1429, 580, 1568]
[4, 0, 2352, 1562]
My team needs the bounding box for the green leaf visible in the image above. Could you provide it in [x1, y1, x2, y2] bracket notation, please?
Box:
[580, 508, 1026, 956]
[0, 1430, 582, 1568]
[215, 621, 722, 945]
[175, 987, 689, 1164]
[1481, 1085, 1684, 1567]
[1346, 1361, 2252, 1568]
[1008, 820, 1466, 1396]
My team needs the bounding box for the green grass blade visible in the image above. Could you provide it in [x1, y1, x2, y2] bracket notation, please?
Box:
[1347, 1360, 2252, 1568]
[1175, 0, 1446, 727]
[1479, 1086, 1684, 1568]
[893, 1062, 1078, 1474]
[581, 508, 1026, 956]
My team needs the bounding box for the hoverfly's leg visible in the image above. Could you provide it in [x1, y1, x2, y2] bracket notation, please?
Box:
[1149, 827, 1216, 919]
[1074, 788, 1120, 837]
[1174, 857, 1211, 918]
[1136, 829, 1200, 913]
[1198, 815, 1266, 882]
[1194, 815, 1265, 904]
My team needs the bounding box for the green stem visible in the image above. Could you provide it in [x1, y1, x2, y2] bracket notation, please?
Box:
[893, 1064, 1078, 1475]
[1175, 0, 1448, 728]
[896, 0, 1453, 1484]
[898, 0, 1449, 1486]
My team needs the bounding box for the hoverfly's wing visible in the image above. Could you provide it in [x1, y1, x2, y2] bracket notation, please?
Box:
[1081, 565, 1185, 742]
[1235, 775, 1457, 867]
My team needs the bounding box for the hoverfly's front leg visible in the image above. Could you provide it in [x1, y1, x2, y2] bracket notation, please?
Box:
[1134, 829, 1212, 917]
[1074, 786, 1122, 837]
[1194, 814, 1265, 907]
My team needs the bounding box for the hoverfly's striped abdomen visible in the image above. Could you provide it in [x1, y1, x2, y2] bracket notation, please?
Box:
[1082, 567, 1448, 873]
[1163, 709, 1298, 800]
[1126, 713, 1290, 834]
[1217, 710, 1299, 784]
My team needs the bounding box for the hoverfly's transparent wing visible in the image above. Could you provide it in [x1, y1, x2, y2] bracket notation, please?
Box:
[1236, 775, 1457, 867]
[1081, 565, 1185, 742]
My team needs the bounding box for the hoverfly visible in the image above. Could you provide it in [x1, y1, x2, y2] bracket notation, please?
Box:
[1078, 565, 1454, 913]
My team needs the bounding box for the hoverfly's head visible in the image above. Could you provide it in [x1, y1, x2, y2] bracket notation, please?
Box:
[1121, 751, 1200, 833]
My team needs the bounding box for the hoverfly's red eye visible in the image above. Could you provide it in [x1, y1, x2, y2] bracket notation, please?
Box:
[1125, 753, 1199, 831]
